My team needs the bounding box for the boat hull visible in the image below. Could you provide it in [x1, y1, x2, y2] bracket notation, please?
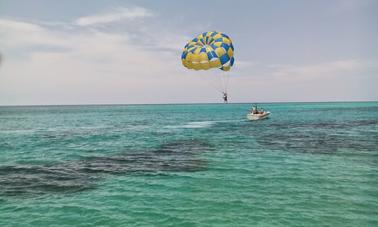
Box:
[246, 112, 270, 121]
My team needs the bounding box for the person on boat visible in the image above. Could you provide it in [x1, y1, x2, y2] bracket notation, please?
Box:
[223, 92, 228, 103]
[252, 105, 258, 114]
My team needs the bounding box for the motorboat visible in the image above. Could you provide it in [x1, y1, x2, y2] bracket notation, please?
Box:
[246, 111, 270, 121]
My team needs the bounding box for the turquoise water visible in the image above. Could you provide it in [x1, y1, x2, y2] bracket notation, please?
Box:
[0, 102, 377, 226]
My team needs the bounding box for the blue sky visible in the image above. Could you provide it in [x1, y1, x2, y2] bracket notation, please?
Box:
[0, 0, 377, 105]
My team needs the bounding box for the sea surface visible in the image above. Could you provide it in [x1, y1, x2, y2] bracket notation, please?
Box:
[0, 102, 377, 226]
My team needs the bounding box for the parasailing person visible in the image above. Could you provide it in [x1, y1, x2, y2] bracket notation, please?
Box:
[223, 92, 228, 103]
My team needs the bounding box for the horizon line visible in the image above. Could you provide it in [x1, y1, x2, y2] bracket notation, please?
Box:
[0, 100, 377, 107]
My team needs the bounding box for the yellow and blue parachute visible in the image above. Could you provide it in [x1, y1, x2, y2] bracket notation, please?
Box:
[181, 31, 234, 71]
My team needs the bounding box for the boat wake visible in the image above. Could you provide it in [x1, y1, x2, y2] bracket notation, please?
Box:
[165, 121, 216, 129]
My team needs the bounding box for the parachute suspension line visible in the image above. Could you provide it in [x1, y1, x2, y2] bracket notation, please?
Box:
[214, 70, 228, 95]
[218, 74, 226, 94]
[220, 70, 229, 94]
[226, 71, 230, 92]
[226, 71, 230, 93]
[204, 73, 223, 94]
[206, 70, 225, 94]
[210, 75, 224, 94]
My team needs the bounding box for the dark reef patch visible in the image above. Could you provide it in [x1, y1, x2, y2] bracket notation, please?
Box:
[254, 120, 378, 154]
[0, 139, 213, 197]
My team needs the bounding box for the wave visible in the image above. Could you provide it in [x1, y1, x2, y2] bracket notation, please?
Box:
[165, 121, 216, 129]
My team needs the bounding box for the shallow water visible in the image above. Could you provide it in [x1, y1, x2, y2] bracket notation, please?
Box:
[0, 102, 377, 226]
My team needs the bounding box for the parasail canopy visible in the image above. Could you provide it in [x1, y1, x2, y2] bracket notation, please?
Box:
[181, 31, 234, 71]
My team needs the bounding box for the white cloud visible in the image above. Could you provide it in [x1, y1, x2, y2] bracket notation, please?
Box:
[75, 7, 153, 26]
[0, 11, 205, 105]
[267, 59, 377, 78]
[0, 18, 71, 49]
[0, 19, 43, 32]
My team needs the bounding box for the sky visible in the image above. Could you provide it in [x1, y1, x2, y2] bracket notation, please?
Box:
[0, 0, 377, 105]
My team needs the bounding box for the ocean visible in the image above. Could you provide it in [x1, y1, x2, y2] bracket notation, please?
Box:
[0, 102, 377, 226]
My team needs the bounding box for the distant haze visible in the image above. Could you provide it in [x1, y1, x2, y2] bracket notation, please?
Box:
[0, 0, 377, 105]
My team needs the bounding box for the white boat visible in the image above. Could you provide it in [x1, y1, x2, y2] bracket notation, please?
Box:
[246, 111, 270, 121]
